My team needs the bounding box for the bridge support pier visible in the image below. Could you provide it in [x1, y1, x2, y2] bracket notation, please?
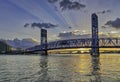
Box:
[91, 13, 99, 57]
[41, 29, 48, 55]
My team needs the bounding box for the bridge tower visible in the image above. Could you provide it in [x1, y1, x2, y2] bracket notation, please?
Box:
[41, 29, 48, 55]
[91, 13, 99, 57]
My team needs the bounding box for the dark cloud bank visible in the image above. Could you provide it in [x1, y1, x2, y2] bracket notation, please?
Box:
[48, 0, 86, 11]
[97, 10, 111, 14]
[60, 0, 86, 11]
[58, 31, 91, 40]
[24, 22, 58, 29]
[48, 0, 58, 3]
[105, 18, 120, 29]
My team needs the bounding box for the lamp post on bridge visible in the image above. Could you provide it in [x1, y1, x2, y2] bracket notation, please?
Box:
[91, 13, 99, 57]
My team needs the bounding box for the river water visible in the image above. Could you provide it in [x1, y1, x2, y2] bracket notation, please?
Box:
[0, 54, 120, 82]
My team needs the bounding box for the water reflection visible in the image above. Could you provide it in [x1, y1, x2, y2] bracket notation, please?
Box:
[36, 56, 49, 82]
[0, 54, 120, 82]
[90, 56, 101, 82]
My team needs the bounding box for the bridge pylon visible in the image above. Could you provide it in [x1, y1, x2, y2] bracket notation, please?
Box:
[41, 29, 48, 55]
[91, 13, 99, 57]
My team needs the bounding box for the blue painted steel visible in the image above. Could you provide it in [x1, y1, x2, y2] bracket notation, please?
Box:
[41, 29, 47, 55]
[26, 38, 120, 52]
[91, 13, 99, 57]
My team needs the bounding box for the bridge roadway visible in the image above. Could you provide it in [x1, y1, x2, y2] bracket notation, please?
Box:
[27, 38, 120, 52]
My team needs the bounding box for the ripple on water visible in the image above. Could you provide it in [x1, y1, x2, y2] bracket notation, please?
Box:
[0, 54, 120, 82]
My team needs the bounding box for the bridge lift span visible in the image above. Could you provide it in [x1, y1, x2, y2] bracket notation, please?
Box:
[26, 13, 101, 56]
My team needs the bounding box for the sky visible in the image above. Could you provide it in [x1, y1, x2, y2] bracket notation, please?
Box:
[0, 0, 120, 42]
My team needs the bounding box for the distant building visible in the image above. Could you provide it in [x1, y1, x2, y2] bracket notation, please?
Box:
[0, 40, 11, 53]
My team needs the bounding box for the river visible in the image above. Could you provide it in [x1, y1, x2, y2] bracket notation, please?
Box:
[0, 54, 120, 82]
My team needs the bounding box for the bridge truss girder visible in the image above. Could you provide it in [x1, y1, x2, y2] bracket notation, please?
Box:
[27, 38, 120, 51]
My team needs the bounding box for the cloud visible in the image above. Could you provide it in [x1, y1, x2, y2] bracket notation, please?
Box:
[47, 0, 58, 3]
[48, 0, 86, 11]
[24, 22, 58, 29]
[58, 31, 74, 38]
[6, 38, 39, 49]
[58, 31, 91, 40]
[97, 10, 111, 14]
[60, 0, 86, 11]
[105, 18, 120, 29]
[101, 26, 107, 28]
[68, 26, 72, 29]
[58, 31, 119, 40]
[24, 23, 30, 27]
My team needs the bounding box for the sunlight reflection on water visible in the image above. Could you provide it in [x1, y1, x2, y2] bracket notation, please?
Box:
[0, 54, 120, 82]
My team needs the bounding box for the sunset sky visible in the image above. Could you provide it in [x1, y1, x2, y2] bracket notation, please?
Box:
[0, 0, 120, 42]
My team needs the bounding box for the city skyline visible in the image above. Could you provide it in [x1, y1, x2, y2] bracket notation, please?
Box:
[0, 0, 120, 42]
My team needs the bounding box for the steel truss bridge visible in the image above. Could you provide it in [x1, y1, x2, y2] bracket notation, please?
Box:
[27, 38, 120, 52]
